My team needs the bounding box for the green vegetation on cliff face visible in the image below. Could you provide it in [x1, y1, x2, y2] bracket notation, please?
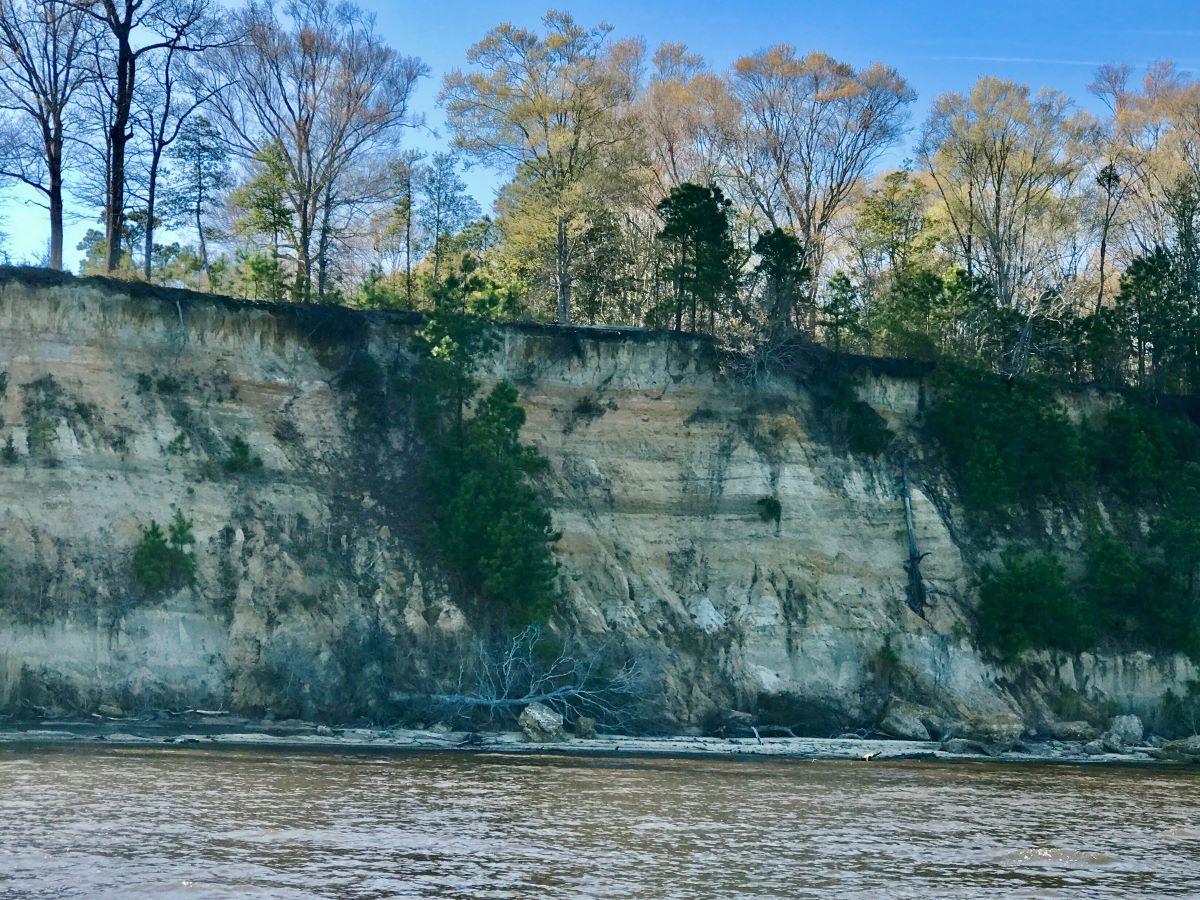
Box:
[132, 512, 197, 593]
[926, 367, 1200, 659]
[926, 366, 1086, 514]
[411, 260, 559, 628]
[977, 551, 1090, 660]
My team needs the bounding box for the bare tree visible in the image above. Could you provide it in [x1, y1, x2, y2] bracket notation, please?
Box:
[393, 625, 648, 730]
[71, 45, 116, 218]
[638, 43, 732, 196]
[726, 47, 915, 292]
[69, 0, 224, 273]
[0, 0, 94, 270]
[417, 152, 480, 281]
[210, 0, 425, 302]
[371, 150, 423, 305]
[129, 19, 225, 281]
[918, 78, 1095, 309]
[918, 77, 1098, 374]
[1089, 62, 1180, 263]
[312, 163, 391, 298]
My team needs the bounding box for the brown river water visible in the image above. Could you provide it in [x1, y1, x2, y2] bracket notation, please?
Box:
[1, 746, 1198, 899]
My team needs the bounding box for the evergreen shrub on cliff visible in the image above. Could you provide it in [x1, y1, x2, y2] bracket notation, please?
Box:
[930, 364, 1200, 516]
[222, 436, 263, 473]
[930, 362, 1200, 657]
[979, 518, 1200, 661]
[978, 550, 1093, 660]
[412, 257, 559, 627]
[1088, 399, 1200, 501]
[132, 511, 196, 592]
[927, 364, 1085, 513]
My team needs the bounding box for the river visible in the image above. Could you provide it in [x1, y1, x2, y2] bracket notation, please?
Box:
[1, 746, 1198, 898]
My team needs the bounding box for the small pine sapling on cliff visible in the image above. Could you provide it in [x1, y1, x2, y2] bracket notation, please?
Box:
[756, 496, 782, 524]
[132, 510, 197, 592]
[222, 435, 263, 474]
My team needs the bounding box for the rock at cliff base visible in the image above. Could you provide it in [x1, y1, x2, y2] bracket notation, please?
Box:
[1152, 734, 1200, 763]
[920, 714, 967, 742]
[96, 704, 124, 719]
[720, 709, 754, 731]
[940, 737, 1010, 756]
[1103, 715, 1143, 750]
[1100, 735, 1124, 754]
[879, 703, 932, 742]
[1082, 740, 1108, 756]
[573, 716, 597, 739]
[941, 738, 986, 755]
[518, 703, 565, 742]
[1047, 720, 1098, 742]
[962, 712, 1023, 747]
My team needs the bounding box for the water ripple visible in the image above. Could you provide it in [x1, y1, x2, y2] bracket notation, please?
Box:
[0, 748, 1198, 898]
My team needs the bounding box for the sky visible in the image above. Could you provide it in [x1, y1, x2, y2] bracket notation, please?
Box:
[4, 0, 1200, 268]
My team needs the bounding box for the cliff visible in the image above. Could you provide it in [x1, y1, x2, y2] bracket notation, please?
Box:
[0, 267, 1194, 740]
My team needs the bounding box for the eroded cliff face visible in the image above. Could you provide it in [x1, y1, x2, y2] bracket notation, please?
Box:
[0, 269, 1193, 737]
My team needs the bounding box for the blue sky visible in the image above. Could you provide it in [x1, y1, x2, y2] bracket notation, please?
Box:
[5, 0, 1200, 267]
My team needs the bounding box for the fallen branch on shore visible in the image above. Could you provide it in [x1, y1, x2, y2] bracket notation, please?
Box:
[20, 700, 53, 718]
[162, 708, 230, 717]
[391, 625, 647, 728]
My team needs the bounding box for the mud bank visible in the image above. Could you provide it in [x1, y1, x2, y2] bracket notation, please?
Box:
[0, 718, 1189, 768]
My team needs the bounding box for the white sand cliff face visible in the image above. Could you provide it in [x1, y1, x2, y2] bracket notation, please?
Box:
[0, 270, 1193, 737]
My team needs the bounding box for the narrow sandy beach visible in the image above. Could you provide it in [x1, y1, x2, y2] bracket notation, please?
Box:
[0, 717, 1185, 767]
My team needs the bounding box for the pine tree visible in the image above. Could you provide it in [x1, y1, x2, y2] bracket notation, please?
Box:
[161, 116, 231, 285]
[753, 228, 810, 335]
[821, 272, 862, 353]
[657, 182, 738, 332]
